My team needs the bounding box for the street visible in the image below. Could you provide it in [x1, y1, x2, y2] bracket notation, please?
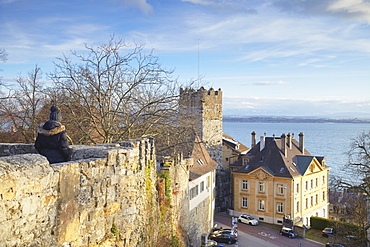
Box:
[214, 213, 324, 247]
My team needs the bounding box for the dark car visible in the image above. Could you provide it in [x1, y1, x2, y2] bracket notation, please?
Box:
[202, 240, 225, 247]
[209, 233, 237, 244]
[325, 243, 345, 247]
[211, 228, 237, 237]
[322, 228, 335, 237]
[279, 227, 298, 238]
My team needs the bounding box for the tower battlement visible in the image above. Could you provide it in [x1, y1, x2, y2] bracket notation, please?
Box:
[180, 87, 222, 102]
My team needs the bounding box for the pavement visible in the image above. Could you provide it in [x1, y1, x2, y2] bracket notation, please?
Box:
[213, 211, 325, 247]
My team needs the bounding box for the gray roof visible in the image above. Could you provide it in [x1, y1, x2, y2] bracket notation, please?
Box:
[233, 135, 328, 178]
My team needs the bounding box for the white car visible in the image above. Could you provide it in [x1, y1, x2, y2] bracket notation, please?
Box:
[238, 214, 258, 225]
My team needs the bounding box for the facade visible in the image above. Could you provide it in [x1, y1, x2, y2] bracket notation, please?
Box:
[232, 132, 330, 227]
[157, 130, 217, 247]
[187, 135, 217, 246]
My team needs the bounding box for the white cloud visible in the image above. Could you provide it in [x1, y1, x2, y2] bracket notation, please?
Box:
[254, 80, 289, 85]
[0, 0, 18, 4]
[223, 96, 370, 117]
[181, 0, 211, 5]
[117, 0, 153, 14]
[327, 0, 370, 23]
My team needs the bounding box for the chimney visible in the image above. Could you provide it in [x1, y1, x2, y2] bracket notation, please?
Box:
[251, 131, 256, 148]
[260, 135, 265, 151]
[287, 133, 292, 149]
[299, 132, 305, 154]
[281, 134, 287, 157]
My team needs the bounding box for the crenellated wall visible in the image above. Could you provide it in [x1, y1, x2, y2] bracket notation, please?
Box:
[0, 138, 162, 247]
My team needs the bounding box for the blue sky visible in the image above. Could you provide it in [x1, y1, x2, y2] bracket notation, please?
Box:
[1, 0, 370, 118]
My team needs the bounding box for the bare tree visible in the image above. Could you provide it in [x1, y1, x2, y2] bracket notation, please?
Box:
[335, 131, 370, 196]
[0, 66, 48, 143]
[332, 131, 370, 244]
[0, 48, 8, 87]
[0, 49, 7, 62]
[50, 37, 191, 144]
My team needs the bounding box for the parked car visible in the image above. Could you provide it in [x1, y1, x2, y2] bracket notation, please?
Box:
[322, 227, 335, 237]
[209, 233, 237, 244]
[325, 243, 345, 247]
[279, 227, 298, 238]
[238, 214, 259, 225]
[203, 240, 225, 247]
[211, 228, 237, 237]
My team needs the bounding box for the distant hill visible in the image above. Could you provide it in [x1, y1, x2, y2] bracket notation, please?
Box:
[223, 116, 370, 124]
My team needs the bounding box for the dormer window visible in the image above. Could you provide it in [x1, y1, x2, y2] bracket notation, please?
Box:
[197, 159, 204, 165]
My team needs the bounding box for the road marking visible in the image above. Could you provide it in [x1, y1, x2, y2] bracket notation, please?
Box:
[258, 231, 278, 239]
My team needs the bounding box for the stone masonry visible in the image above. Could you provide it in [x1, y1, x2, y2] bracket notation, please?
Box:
[179, 87, 223, 165]
[0, 138, 160, 247]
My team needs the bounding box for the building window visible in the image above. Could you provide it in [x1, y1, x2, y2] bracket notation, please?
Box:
[311, 196, 313, 206]
[315, 178, 318, 187]
[242, 197, 248, 208]
[258, 199, 265, 211]
[305, 198, 308, 209]
[323, 191, 326, 201]
[242, 180, 248, 190]
[305, 181, 308, 190]
[296, 201, 299, 212]
[277, 184, 284, 195]
[259, 182, 265, 192]
[277, 202, 283, 213]
[315, 194, 318, 205]
[322, 175, 325, 184]
[296, 183, 299, 194]
[200, 181, 204, 192]
[311, 179, 313, 189]
[190, 186, 198, 200]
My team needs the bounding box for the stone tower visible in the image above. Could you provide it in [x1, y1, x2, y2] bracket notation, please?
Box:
[179, 87, 223, 166]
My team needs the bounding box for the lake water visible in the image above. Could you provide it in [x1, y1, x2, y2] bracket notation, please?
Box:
[223, 122, 370, 180]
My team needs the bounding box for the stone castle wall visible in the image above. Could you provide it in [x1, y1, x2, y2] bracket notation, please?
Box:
[163, 155, 214, 247]
[0, 138, 160, 247]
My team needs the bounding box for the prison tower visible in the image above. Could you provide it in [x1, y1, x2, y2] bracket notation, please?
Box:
[179, 87, 223, 166]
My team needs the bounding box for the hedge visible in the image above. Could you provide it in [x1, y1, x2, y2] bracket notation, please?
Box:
[310, 216, 365, 239]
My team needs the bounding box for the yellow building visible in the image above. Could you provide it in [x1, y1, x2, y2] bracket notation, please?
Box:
[233, 132, 330, 227]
